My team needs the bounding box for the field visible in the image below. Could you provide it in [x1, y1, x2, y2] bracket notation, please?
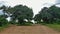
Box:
[45, 24, 60, 32]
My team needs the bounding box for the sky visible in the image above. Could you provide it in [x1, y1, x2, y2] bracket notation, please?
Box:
[0, 10, 4, 15]
[0, 0, 58, 15]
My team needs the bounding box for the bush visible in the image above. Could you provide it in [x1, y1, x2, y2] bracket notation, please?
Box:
[0, 16, 8, 27]
[10, 20, 17, 25]
[17, 22, 33, 26]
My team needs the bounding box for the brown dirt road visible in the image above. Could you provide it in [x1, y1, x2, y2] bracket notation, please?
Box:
[0, 24, 60, 34]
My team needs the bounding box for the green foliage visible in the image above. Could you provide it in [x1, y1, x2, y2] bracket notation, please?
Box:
[45, 24, 60, 32]
[34, 5, 60, 24]
[0, 5, 34, 25]
[0, 16, 8, 27]
[17, 22, 32, 26]
[9, 20, 17, 25]
[10, 5, 33, 25]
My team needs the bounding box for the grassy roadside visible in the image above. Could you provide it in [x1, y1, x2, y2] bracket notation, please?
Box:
[0, 24, 10, 32]
[45, 24, 60, 32]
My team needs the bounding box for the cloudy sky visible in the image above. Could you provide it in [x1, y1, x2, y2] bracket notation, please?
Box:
[0, 0, 59, 15]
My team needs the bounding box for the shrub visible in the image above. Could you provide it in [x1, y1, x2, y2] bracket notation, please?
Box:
[17, 22, 33, 26]
[0, 16, 8, 27]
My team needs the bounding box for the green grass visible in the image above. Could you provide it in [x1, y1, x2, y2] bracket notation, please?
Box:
[45, 24, 60, 32]
[16, 22, 33, 26]
[0, 24, 10, 32]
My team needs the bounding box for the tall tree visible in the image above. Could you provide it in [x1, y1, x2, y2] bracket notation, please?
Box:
[34, 5, 60, 24]
[9, 5, 34, 24]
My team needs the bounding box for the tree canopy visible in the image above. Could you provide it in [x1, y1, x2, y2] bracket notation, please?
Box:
[0, 5, 34, 25]
[34, 5, 60, 24]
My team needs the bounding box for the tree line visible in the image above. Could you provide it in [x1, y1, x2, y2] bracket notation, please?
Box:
[0, 5, 33, 26]
[34, 5, 60, 24]
[0, 5, 60, 26]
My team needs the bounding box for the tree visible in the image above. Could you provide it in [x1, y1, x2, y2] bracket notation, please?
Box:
[34, 5, 60, 24]
[48, 5, 60, 18]
[9, 5, 34, 25]
[34, 7, 53, 23]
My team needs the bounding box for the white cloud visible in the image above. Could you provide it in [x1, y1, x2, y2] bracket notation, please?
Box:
[0, 0, 56, 15]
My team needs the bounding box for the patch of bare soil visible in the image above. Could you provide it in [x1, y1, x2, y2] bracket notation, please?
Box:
[0, 24, 60, 34]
